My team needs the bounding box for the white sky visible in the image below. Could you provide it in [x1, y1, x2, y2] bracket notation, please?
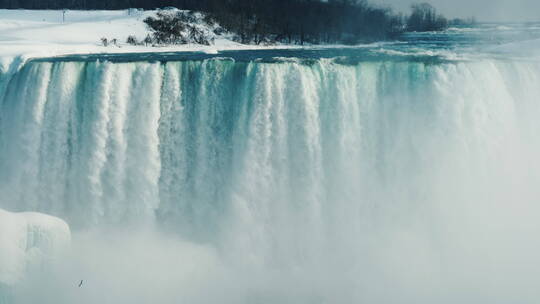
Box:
[374, 0, 540, 22]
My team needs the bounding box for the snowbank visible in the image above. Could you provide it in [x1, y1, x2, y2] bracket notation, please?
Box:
[0, 9, 259, 65]
[0, 209, 70, 285]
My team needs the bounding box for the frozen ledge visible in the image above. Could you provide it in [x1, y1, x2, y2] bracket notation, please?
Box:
[0, 208, 70, 286]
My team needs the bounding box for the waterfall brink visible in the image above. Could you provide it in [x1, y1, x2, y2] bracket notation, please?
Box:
[1, 58, 540, 302]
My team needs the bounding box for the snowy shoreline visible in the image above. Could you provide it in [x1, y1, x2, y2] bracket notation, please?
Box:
[0, 9, 291, 70]
[0, 9, 406, 72]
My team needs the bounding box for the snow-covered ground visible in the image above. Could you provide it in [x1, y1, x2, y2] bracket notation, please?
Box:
[0, 9, 278, 70]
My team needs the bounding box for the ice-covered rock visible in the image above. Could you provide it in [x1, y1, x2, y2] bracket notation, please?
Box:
[0, 209, 70, 286]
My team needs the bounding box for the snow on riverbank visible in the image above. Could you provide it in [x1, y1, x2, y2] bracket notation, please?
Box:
[0, 209, 70, 286]
[0, 9, 273, 70]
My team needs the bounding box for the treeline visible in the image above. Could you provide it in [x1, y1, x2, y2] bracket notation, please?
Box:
[407, 3, 447, 32]
[0, 0, 455, 44]
[202, 0, 405, 44]
[449, 17, 477, 26]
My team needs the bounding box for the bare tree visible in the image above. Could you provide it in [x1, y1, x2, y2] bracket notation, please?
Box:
[407, 3, 448, 32]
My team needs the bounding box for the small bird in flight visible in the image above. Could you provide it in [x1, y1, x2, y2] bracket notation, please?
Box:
[78, 280, 83, 287]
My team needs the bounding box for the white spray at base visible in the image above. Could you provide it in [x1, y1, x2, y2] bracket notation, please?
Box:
[1, 58, 540, 303]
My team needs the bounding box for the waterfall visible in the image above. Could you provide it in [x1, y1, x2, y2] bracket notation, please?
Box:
[1, 57, 540, 302]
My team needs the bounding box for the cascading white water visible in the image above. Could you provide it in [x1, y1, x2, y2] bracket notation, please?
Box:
[1, 57, 540, 303]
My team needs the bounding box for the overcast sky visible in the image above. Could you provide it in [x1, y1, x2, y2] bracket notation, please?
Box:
[374, 0, 540, 22]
